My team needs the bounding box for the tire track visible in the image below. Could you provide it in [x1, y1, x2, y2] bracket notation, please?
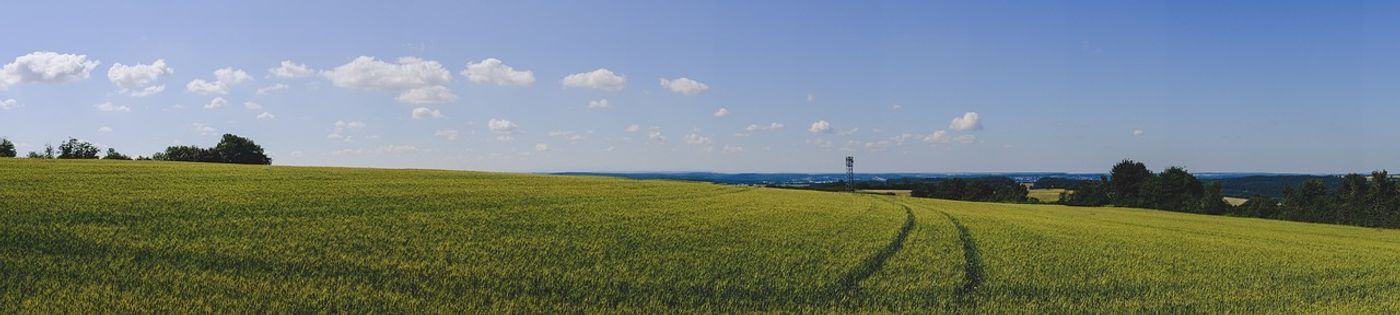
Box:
[938, 210, 984, 306]
[832, 199, 915, 296]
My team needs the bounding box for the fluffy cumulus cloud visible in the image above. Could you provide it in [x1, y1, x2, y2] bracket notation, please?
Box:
[0, 99, 17, 110]
[396, 85, 459, 104]
[94, 102, 131, 112]
[328, 120, 366, 141]
[411, 107, 444, 119]
[256, 83, 289, 95]
[1, 51, 100, 90]
[462, 58, 534, 87]
[434, 129, 459, 140]
[192, 123, 217, 136]
[323, 56, 455, 103]
[257, 112, 275, 120]
[269, 60, 314, 78]
[809, 120, 832, 133]
[949, 112, 982, 131]
[745, 122, 784, 132]
[561, 68, 625, 90]
[588, 99, 610, 109]
[204, 97, 227, 109]
[97, 126, 113, 133]
[922, 130, 949, 144]
[713, 107, 729, 117]
[187, 68, 253, 95]
[107, 59, 173, 96]
[489, 118, 519, 141]
[624, 124, 640, 133]
[243, 102, 262, 110]
[659, 77, 709, 95]
[647, 128, 666, 143]
[1133, 129, 1144, 136]
[684, 133, 712, 145]
[535, 143, 549, 151]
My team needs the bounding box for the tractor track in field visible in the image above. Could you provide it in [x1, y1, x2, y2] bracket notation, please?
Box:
[832, 200, 916, 296]
[938, 210, 984, 306]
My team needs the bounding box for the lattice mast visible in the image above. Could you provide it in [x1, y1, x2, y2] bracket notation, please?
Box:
[845, 156, 855, 192]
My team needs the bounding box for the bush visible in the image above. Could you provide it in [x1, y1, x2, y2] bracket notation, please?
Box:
[103, 148, 132, 160]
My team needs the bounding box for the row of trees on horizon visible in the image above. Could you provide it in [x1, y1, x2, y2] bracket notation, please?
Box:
[0, 134, 271, 165]
[1061, 160, 1400, 228]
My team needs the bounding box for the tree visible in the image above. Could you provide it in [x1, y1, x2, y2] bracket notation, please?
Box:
[212, 134, 271, 165]
[57, 138, 100, 159]
[103, 148, 131, 160]
[0, 138, 15, 157]
[1154, 166, 1205, 211]
[1109, 160, 1154, 208]
[1237, 194, 1281, 218]
[27, 144, 56, 159]
[153, 145, 217, 162]
[1061, 176, 1111, 206]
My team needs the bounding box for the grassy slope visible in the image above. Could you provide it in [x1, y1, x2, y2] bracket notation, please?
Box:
[2, 159, 1398, 312]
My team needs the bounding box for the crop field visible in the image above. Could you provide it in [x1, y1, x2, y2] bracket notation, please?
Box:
[2, 159, 1399, 313]
[1026, 188, 1066, 203]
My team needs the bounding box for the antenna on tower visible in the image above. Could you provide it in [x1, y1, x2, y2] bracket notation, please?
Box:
[845, 156, 855, 192]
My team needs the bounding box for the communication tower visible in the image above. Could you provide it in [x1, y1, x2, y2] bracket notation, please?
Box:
[845, 156, 855, 192]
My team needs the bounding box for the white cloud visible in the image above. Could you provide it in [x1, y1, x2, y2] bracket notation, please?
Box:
[659, 77, 709, 95]
[192, 123, 217, 136]
[257, 112, 276, 120]
[713, 107, 729, 117]
[269, 60, 314, 78]
[891, 104, 902, 110]
[745, 122, 784, 132]
[722, 145, 744, 153]
[323, 56, 455, 104]
[94, 102, 131, 112]
[0, 99, 17, 110]
[489, 118, 519, 141]
[922, 130, 949, 144]
[243, 102, 262, 110]
[535, 143, 549, 151]
[434, 129, 459, 140]
[949, 112, 982, 131]
[335, 120, 366, 129]
[806, 94, 815, 102]
[328, 120, 366, 141]
[107, 59, 173, 97]
[396, 85, 459, 104]
[684, 133, 712, 145]
[462, 58, 534, 87]
[186, 68, 252, 95]
[204, 97, 227, 109]
[97, 126, 113, 133]
[561, 68, 625, 90]
[647, 127, 666, 143]
[867, 133, 916, 150]
[548, 130, 585, 143]
[1133, 129, 1144, 136]
[256, 83, 289, 95]
[588, 98, 610, 109]
[624, 124, 640, 132]
[809, 120, 832, 133]
[411, 107, 444, 119]
[1, 51, 100, 90]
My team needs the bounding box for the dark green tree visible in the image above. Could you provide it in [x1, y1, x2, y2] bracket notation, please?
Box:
[1060, 176, 1111, 206]
[1109, 160, 1154, 207]
[57, 138, 99, 159]
[212, 134, 271, 165]
[103, 148, 132, 160]
[0, 138, 15, 157]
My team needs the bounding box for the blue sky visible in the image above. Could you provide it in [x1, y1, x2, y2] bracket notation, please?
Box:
[1, 0, 1397, 173]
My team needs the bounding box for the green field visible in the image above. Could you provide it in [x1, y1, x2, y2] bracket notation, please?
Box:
[3, 159, 1399, 312]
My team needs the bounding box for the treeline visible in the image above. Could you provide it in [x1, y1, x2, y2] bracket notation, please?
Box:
[1060, 160, 1400, 228]
[910, 177, 1029, 203]
[0, 134, 271, 165]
